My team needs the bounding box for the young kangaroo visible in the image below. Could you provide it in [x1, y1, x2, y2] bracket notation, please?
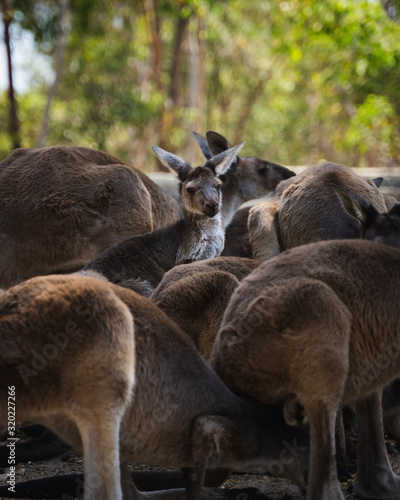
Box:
[80, 143, 243, 296]
[0, 138, 293, 289]
[0, 274, 309, 500]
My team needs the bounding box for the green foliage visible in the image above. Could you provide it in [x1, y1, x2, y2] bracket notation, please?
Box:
[2, 0, 400, 169]
[0, 90, 46, 159]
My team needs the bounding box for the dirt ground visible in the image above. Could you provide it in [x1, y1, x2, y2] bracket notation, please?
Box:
[1, 433, 400, 500]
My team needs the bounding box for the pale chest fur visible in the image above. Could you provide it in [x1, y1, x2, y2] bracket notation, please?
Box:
[175, 214, 225, 265]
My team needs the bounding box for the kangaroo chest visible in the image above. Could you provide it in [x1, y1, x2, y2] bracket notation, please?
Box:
[176, 218, 225, 264]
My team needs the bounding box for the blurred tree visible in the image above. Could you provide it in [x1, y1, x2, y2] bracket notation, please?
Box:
[37, 0, 69, 146]
[381, 0, 400, 21]
[1, 0, 21, 149]
[1, 0, 400, 170]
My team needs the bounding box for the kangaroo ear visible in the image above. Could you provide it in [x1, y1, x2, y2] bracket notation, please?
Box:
[372, 177, 384, 188]
[331, 183, 379, 225]
[192, 132, 212, 160]
[204, 142, 244, 177]
[152, 145, 193, 181]
[206, 131, 232, 157]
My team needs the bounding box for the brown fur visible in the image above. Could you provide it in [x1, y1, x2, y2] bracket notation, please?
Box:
[151, 188, 400, 500]
[210, 240, 400, 500]
[0, 274, 309, 500]
[249, 162, 387, 261]
[0, 146, 182, 289]
[0, 275, 135, 500]
[81, 145, 243, 296]
[152, 256, 258, 298]
[152, 271, 240, 360]
[221, 206, 253, 258]
[0, 138, 292, 289]
[151, 257, 259, 358]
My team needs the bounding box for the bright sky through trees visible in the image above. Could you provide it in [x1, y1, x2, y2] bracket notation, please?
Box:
[1, 0, 400, 170]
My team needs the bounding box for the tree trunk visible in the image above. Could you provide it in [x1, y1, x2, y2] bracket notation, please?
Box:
[144, 0, 163, 92]
[233, 77, 267, 146]
[160, 3, 189, 152]
[2, 0, 21, 149]
[168, 11, 189, 105]
[380, 0, 399, 21]
[37, 0, 69, 147]
[184, 16, 206, 164]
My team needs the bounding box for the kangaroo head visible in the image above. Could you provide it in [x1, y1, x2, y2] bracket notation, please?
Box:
[192, 131, 295, 200]
[331, 183, 400, 248]
[152, 143, 243, 218]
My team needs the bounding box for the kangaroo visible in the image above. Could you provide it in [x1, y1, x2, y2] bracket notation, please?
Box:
[221, 206, 253, 258]
[192, 131, 295, 227]
[80, 143, 244, 296]
[151, 255, 258, 298]
[151, 186, 400, 358]
[0, 138, 293, 290]
[248, 161, 387, 261]
[0, 146, 183, 290]
[210, 235, 400, 500]
[0, 273, 309, 500]
[151, 259, 258, 360]
[151, 191, 400, 485]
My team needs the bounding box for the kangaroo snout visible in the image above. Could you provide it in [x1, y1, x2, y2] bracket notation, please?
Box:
[204, 201, 220, 217]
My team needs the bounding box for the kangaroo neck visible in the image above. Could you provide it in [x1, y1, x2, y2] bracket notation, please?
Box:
[175, 211, 225, 265]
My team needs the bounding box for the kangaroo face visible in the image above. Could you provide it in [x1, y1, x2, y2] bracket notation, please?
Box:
[182, 167, 223, 217]
[232, 157, 296, 199]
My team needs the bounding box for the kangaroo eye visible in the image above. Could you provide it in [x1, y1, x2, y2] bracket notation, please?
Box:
[187, 187, 196, 195]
